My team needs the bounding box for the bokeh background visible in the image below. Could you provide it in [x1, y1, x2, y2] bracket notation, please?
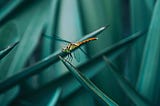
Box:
[0, 0, 159, 106]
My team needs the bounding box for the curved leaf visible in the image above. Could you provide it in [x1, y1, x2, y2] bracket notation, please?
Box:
[103, 56, 152, 106]
[0, 30, 144, 94]
[59, 55, 118, 106]
[136, 0, 160, 104]
[0, 26, 107, 94]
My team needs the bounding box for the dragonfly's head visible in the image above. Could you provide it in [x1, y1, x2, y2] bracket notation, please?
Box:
[62, 43, 78, 53]
[62, 46, 70, 53]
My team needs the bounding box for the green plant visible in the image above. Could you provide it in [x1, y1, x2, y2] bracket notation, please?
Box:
[0, 0, 159, 106]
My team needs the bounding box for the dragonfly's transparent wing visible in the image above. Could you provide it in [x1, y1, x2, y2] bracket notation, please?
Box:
[73, 49, 80, 62]
[79, 47, 91, 59]
[43, 34, 72, 43]
[74, 47, 92, 62]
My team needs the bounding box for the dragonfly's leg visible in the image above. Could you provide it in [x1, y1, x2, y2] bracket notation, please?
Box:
[67, 54, 70, 61]
[66, 54, 70, 60]
[66, 55, 69, 60]
[66, 54, 70, 61]
[70, 53, 73, 62]
[67, 53, 72, 62]
[68, 53, 71, 62]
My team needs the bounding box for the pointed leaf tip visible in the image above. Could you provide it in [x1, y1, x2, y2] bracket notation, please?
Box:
[104, 25, 110, 29]
[59, 55, 118, 106]
[0, 41, 19, 60]
[99, 25, 110, 32]
[10, 41, 19, 48]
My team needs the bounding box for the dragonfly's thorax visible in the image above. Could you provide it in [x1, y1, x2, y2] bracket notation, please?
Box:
[62, 43, 79, 53]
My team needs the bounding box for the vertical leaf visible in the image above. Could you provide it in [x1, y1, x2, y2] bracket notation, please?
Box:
[145, 0, 155, 12]
[52, 0, 88, 86]
[136, 0, 160, 105]
[38, 0, 61, 86]
[0, 3, 46, 106]
[7, 12, 45, 77]
[0, 21, 19, 81]
[128, 0, 151, 85]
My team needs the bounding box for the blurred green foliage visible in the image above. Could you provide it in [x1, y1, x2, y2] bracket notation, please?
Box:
[0, 0, 159, 106]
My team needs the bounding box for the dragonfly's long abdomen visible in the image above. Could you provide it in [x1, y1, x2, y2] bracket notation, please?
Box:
[62, 37, 98, 53]
[77, 37, 98, 46]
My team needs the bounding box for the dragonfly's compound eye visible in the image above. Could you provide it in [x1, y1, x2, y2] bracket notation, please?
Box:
[62, 47, 69, 53]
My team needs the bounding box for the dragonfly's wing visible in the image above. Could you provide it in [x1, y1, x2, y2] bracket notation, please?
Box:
[73, 49, 80, 62]
[79, 47, 91, 59]
[43, 34, 72, 43]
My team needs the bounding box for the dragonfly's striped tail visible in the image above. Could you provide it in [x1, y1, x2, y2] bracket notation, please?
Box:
[77, 37, 98, 46]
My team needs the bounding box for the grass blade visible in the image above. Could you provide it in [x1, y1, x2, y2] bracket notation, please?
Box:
[129, 0, 151, 85]
[39, 0, 61, 86]
[59, 55, 118, 106]
[0, 32, 143, 96]
[46, 31, 145, 100]
[0, 51, 60, 94]
[103, 56, 152, 106]
[0, 4, 48, 105]
[0, 21, 19, 106]
[0, 0, 23, 22]
[0, 30, 144, 94]
[10, 30, 145, 105]
[0, 26, 107, 93]
[136, 1, 160, 104]
[7, 9, 46, 77]
[145, 0, 155, 12]
[78, 25, 109, 42]
[0, 41, 19, 60]
[94, 31, 145, 59]
[47, 88, 61, 106]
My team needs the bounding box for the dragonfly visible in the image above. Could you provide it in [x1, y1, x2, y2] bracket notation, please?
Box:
[44, 35, 98, 62]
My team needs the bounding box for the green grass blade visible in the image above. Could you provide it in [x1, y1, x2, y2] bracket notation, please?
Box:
[78, 0, 123, 57]
[81, 30, 142, 58]
[78, 25, 109, 42]
[59, 55, 118, 106]
[129, 0, 151, 85]
[0, 30, 144, 94]
[12, 31, 145, 105]
[103, 56, 152, 106]
[0, 21, 19, 106]
[145, 0, 155, 12]
[0, 41, 19, 60]
[0, 21, 19, 50]
[39, 0, 61, 85]
[6, 10, 46, 77]
[46, 31, 145, 100]
[0, 0, 23, 22]
[0, 51, 60, 94]
[136, 0, 160, 104]
[0, 7, 47, 105]
[0, 26, 107, 93]
[47, 88, 61, 106]
[130, 0, 150, 32]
